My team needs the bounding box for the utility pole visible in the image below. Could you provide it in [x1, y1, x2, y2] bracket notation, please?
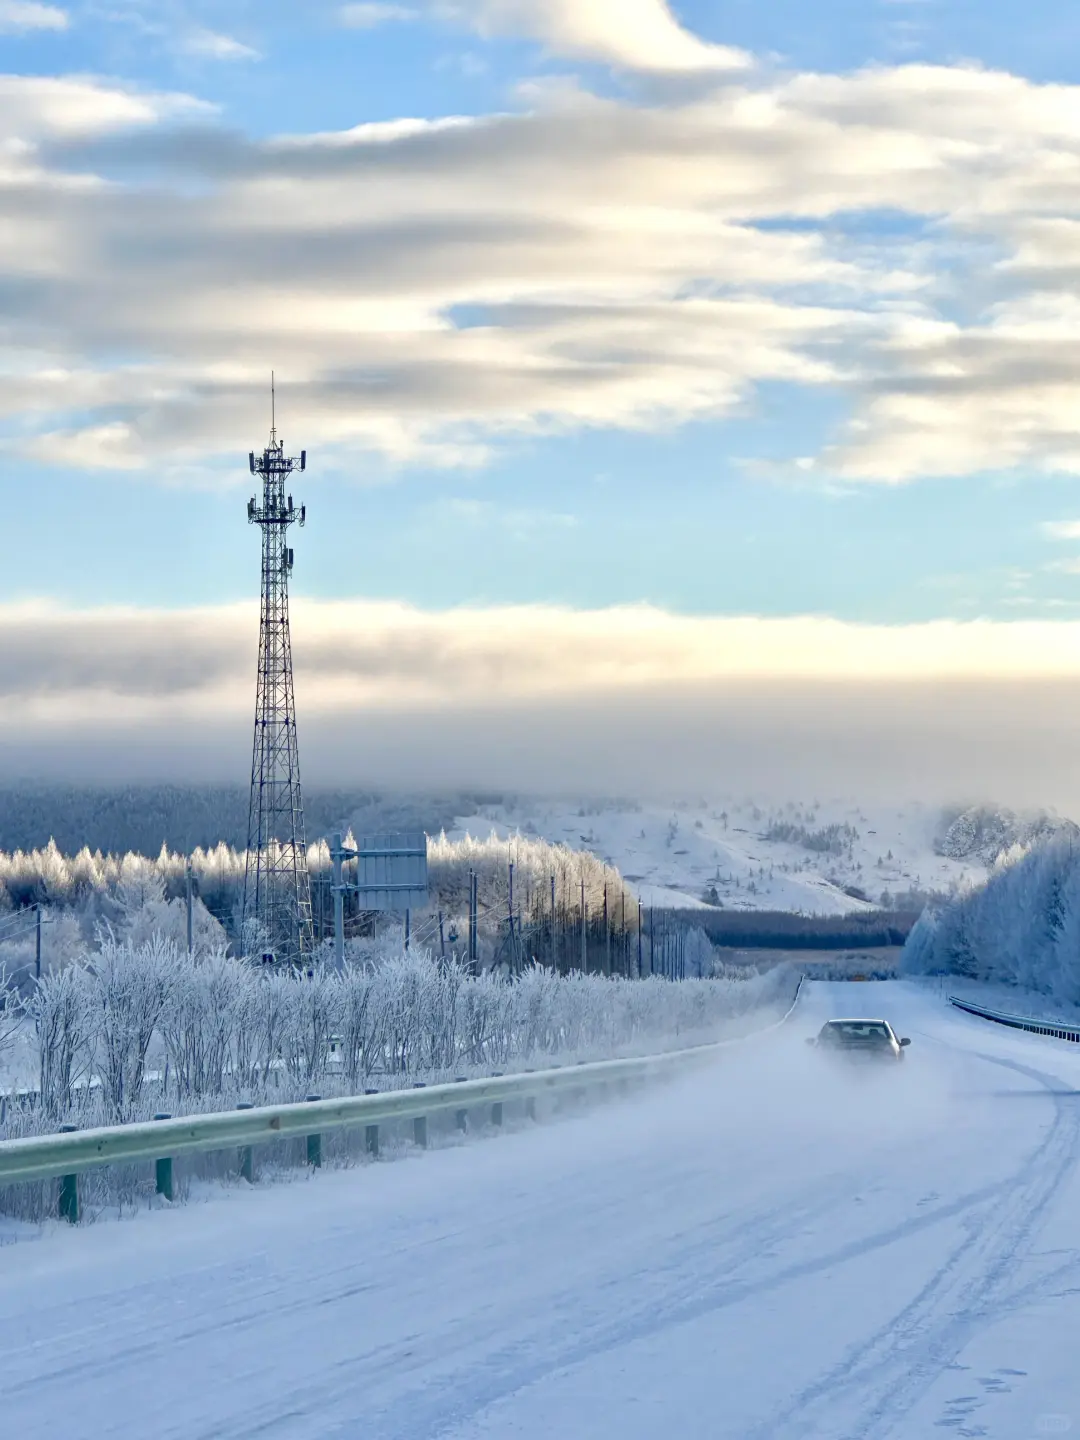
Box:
[508, 859, 515, 969]
[637, 899, 643, 978]
[242, 378, 314, 965]
[331, 831, 346, 968]
[550, 873, 557, 971]
[580, 875, 587, 973]
[185, 858, 194, 958]
[473, 872, 479, 968]
[35, 904, 41, 980]
[467, 869, 477, 970]
[620, 886, 626, 977]
[603, 880, 610, 975]
[439, 911, 445, 958]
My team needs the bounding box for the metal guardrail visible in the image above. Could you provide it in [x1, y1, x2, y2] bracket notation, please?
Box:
[948, 994, 1080, 1044]
[0, 976, 804, 1221]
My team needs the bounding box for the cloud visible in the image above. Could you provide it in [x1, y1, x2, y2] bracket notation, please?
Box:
[4, 599, 1080, 717]
[0, 1, 67, 31]
[0, 73, 209, 143]
[7, 62, 1080, 480]
[339, 3, 417, 27]
[3, 599, 1080, 806]
[436, 0, 751, 73]
[1043, 521, 1080, 541]
[180, 28, 259, 61]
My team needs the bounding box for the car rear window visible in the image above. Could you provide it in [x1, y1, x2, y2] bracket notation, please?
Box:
[822, 1022, 890, 1041]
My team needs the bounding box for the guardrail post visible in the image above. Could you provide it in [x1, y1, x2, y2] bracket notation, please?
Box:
[58, 1124, 78, 1224]
[523, 1070, 537, 1122]
[491, 1074, 503, 1128]
[305, 1095, 322, 1169]
[153, 1113, 174, 1201]
[454, 1077, 468, 1132]
[236, 1102, 255, 1182]
[364, 1089, 379, 1157]
[412, 1083, 427, 1148]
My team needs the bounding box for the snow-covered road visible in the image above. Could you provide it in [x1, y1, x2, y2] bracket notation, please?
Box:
[4, 980, 1080, 1439]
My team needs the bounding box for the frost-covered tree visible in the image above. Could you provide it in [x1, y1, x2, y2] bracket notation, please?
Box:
[903, 836, 1080, 1004]
[89, 935, 174, 1119]
[28, 964, 94, 1118]
[3, 892, 799, 1162]
[159, 950, 246, 1099]
[0, 963, 21, 1069]
[684, 927, 716, 978]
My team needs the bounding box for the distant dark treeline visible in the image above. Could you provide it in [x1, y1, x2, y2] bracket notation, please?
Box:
[0, 784, 479, 855]
[662, 908, 920, 950]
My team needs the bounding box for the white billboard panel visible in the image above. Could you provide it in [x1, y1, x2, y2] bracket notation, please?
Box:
[355, 832, 428, 912]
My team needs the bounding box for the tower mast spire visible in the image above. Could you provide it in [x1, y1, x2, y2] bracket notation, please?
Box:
[242, 389, 312, 964]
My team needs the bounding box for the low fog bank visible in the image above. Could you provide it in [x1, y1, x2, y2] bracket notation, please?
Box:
[1, 678, 1079, 815]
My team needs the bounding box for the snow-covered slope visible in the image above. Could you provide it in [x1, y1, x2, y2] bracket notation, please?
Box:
[445, 798, 1020, 915]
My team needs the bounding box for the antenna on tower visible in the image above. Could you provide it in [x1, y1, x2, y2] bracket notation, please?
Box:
[270, 371, 276, 445]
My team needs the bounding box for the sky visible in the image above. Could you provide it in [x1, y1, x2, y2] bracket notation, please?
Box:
[6, 0, 1080, 801]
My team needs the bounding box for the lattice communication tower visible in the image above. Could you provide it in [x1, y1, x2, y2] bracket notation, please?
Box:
[242, 389, 314, 965]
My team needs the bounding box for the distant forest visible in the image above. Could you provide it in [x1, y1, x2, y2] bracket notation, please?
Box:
[0, 784, 488, 855]
[665, 908, 919, 950]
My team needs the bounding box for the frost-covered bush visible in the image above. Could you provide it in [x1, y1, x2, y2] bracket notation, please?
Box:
[27, 963, 94, 1116]
[0, 934, 797, 1228]
[159, 950, 250, 1099]
[89, 936, 174, 1121]
[902, 835, 1080, 1004]
[2, 936, 797, 1136]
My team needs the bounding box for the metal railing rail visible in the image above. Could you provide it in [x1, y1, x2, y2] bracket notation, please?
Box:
[948, 993, 1080, 1044]
[0, 976, 804, 1217]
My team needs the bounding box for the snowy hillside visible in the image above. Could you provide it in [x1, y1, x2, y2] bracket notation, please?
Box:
[935, 804, 1079, 864]
[444, 798, 1054, 915]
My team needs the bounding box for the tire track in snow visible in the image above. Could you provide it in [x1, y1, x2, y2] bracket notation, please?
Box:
[200, 1171, 869, 1440]
[0, 1155, 870, 1436]
[322, 1164, 1032, 1440]
[750, 1053, 1080, 1440]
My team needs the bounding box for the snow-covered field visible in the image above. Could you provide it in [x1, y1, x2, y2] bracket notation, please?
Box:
[446, 798, 993, 913]
[4, 978, 1080, 1439]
